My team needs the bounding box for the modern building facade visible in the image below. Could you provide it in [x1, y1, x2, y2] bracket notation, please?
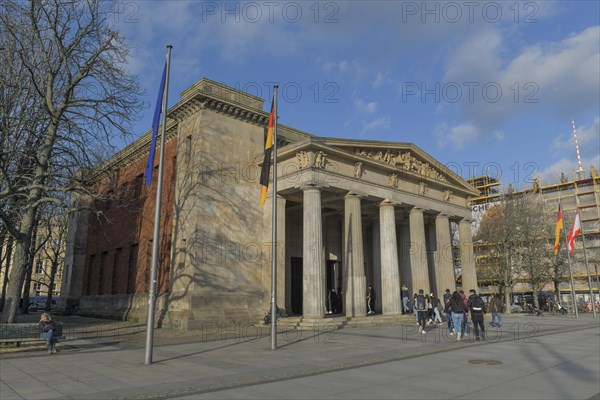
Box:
[468, 173, 600, 305]
[61, 78, 480, 329]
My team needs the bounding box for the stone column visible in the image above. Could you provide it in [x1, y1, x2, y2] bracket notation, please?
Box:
[343, 193, 367, 317]
[371, 218, 382, 313]
[435, 213, 455, 296]
[409, 207, 430, 294]
[303, 186, 324, 318]
[379, 201, 402, 314]
[276, 195, 287, 310]
[459, 219, 478, 292]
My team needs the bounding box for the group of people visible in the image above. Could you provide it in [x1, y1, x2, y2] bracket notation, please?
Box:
[365, 285, 505, 342]
[327, 287, 344, 314]
[410, 288, 504, 341]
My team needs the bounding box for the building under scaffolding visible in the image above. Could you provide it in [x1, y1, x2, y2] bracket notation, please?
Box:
[467, 172, 600, 308]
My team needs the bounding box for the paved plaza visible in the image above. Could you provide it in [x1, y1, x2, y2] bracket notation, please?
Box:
[1, 314, 599, 400]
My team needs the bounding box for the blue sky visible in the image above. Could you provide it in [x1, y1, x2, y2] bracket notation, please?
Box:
[114, 0, 599, 189]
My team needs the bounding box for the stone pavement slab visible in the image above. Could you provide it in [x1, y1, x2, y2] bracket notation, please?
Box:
[1, 314, 598, 400]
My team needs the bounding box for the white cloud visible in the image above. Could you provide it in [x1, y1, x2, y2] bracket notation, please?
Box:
[540, 117, 600, 183]
[441, 26, 600, 144]
[551, 118, 600, 154]
[537, 153, 600, 185]
[373, 72, 385, 88]
[355, 99, 378, 114]
[436, 123, 480, 150]
[361, 117, 391, 133]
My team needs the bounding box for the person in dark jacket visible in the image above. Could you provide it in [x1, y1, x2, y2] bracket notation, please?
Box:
[443, 288, 453, 330]
[39, 313, 58, 354]
[467, 289, 487, 340]
[444, 291, 468, 341]
[489, 293, 503, 328]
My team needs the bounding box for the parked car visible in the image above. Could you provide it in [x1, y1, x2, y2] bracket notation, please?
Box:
[27, 297, 58, 312]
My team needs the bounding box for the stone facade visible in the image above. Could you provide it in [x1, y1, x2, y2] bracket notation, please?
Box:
[61, 78, 480, 329]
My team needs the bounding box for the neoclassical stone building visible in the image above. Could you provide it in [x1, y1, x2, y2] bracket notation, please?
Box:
[61, 78, 479, 329]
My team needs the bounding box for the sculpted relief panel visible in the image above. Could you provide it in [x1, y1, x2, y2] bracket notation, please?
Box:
[354, 148, 447, 182]
[296, 150, 328, 170]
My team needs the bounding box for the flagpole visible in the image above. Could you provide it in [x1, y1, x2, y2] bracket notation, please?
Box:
[271, 85, 279, 351]
[145, 45, 172, 365]
[579, 213, 597, 318]
[562, 208, 578, 319]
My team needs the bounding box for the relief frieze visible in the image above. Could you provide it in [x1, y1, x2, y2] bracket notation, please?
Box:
[354, 148, 446, 182]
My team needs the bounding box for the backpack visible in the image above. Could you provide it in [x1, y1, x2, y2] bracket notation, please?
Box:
[416, 294, 427, 311]
[470, 296, 486, 313]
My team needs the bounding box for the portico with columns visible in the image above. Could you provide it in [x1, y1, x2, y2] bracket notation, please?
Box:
[263, 137, 480, 319]
[63, 78, 480, 329]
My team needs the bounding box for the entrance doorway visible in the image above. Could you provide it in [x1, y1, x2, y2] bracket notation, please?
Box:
[290, 257, 302, 315]
[326, 260, 343, 314]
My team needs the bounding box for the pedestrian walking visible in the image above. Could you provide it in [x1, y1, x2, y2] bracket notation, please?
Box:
[467, 289, 487, 340]
[489, 293, 503, 328]
[459, 290, 469, 336]
[430, 294, 443, 324]
[443, 288, 453, 330]
[401, 285, 410, 314]
[367, 285, 376, 315]
[415, 289, 429, 334]
[444, 291, 468, 341]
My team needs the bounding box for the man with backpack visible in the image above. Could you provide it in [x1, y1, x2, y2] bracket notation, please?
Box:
[415, 289, 428, 334]
[467, 289, 487, 340]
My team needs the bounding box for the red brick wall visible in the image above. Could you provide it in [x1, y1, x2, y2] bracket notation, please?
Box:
[83, 139, 177, 295]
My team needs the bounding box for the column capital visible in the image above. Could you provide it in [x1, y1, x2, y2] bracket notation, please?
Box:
[344, 191, 365, 199]
[435, 212, 450, 219]
[378, 199, 400, 208]
[409, 206, 426, 214]
[459, 217, 473, 224]
[299, 184, 323, 192]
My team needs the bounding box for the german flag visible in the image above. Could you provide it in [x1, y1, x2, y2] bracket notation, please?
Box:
[259, 100, 275, 207]
[553, 204, 563, 255]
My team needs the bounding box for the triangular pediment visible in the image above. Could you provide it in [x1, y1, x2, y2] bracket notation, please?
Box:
[313, 138, 478, 194]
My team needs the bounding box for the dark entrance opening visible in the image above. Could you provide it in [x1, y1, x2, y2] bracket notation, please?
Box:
[326, 260, 343, 314]
[290, 257, 303, 315]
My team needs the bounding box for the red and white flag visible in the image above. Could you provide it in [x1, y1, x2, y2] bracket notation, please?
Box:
[567, 211, 581, 255]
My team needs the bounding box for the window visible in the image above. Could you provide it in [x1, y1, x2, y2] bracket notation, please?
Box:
[112, 248, 122, 295]
[133, 175, 143, 199]
[35, 260, 43, 274]
[127, 244, 139, 294]
[33, 282, 42, 296]
[98, 251, 108, 295]
[86, 255, 95, 295]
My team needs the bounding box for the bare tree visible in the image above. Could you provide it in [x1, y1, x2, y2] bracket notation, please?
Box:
[0, 0, 143, 322]
[475, 192, 568, 313]
[31, 205, 68, 311]
[474, 202, 521, 313]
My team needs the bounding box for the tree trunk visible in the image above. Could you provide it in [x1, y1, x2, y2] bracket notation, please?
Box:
[504, 286, 512, 315]
[46, 258, 59, 312]
[2, 206, 37, 323]
[532, 282, 540, 311]
[553, 272, 561, 305]
[0, 231, 6, 277]
[0, 235, 14, 311]
[20, 220, 39, 315]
